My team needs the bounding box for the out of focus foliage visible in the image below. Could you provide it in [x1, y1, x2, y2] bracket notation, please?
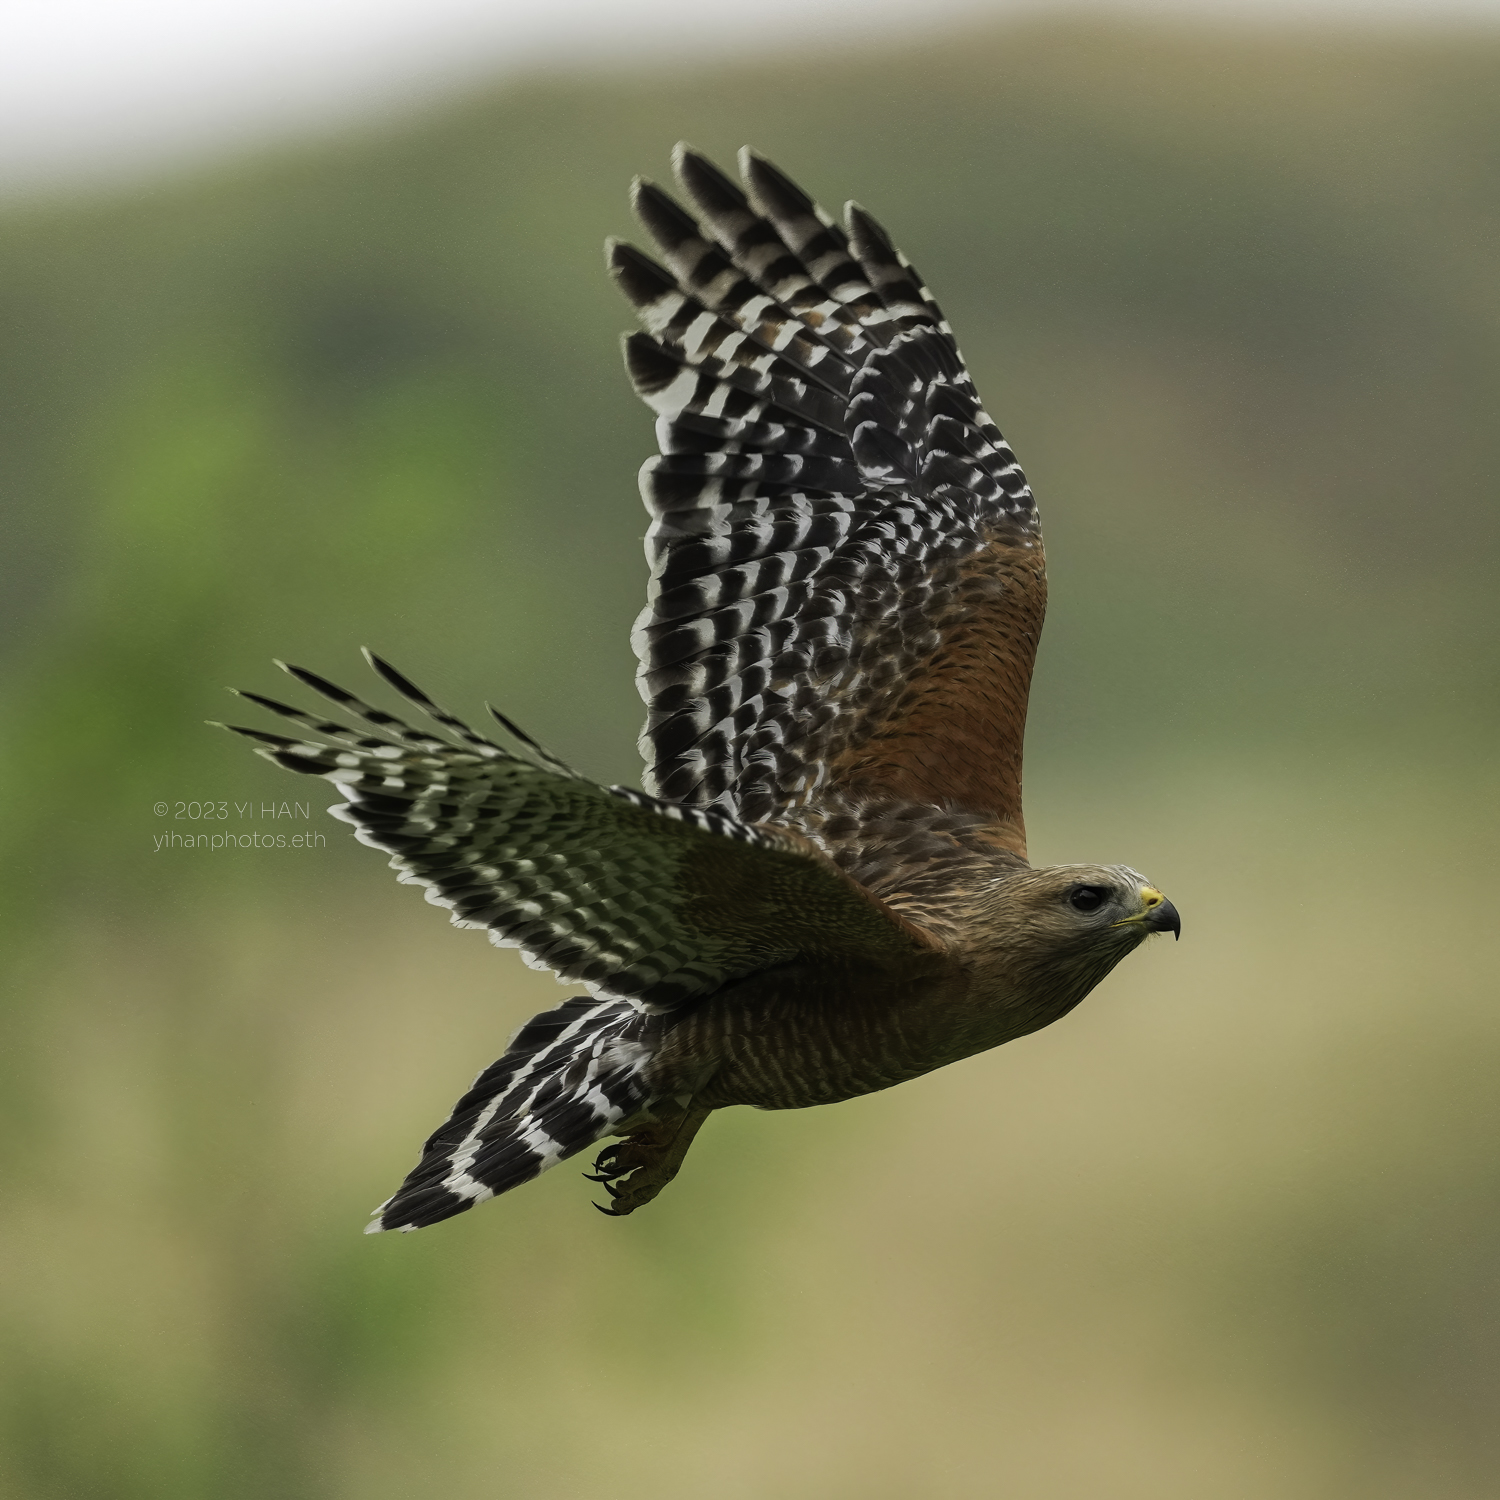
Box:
[1, 18, 1497, 1500]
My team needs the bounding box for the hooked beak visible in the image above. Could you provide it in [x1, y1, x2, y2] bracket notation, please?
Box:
[1144, 897, 1181, 940]
[1114, 886, 1182, 941]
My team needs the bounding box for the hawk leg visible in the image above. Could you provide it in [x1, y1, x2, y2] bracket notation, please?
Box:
[587, 1102, 713, 1216]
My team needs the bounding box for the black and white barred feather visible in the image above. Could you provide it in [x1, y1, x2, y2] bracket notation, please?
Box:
[224, 651, 799, 1013]
[614, 146, 1038, 830]
[365, 993, 649, 1231]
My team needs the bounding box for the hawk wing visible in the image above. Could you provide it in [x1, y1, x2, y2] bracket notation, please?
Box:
[616, 146, 1044, 862]
[220, 655, 938, 1013]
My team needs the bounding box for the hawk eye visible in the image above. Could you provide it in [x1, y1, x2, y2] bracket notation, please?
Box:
[1068, 885, 1109, 914]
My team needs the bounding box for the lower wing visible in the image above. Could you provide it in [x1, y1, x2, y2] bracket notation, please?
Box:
[217, 652, 941, 1014]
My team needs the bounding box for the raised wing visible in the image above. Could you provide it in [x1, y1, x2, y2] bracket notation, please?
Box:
[219, 655, 938, 1013]
[614, 146, 1045, 861]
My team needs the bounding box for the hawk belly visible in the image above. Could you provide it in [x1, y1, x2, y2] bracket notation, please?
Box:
[647, 961, 992, 1112]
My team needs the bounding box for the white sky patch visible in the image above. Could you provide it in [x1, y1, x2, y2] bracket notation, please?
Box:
[1, 0, 1498, 197]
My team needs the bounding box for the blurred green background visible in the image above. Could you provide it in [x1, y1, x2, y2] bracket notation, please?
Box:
[3, 15, 1499, 1498]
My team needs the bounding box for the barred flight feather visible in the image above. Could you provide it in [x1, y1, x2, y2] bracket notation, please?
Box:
[617, 146, 1043, 859]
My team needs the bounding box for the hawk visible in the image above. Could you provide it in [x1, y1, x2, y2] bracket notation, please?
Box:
[222, 146, 1180, 1230]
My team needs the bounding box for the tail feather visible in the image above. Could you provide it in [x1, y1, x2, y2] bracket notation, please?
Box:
[370, 994, 652, 1232]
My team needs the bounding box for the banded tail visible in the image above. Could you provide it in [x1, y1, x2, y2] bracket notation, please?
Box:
[371, 994, 652, 1231]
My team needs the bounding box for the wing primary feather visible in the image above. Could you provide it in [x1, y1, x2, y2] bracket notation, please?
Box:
[361, 649, 512, 760]
[484, 703, 577, 778]
[276, 659, 464, 749]
[738, 149, 887, 324]
[226, 689, 412, 752]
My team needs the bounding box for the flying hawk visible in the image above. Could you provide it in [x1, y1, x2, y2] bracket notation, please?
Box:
[222, 146, 1180, 1230]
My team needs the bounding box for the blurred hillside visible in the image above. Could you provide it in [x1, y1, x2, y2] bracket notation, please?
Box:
[1, 17, 1498, 1500]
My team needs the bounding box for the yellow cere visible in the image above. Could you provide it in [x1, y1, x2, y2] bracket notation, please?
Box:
[1111, 887, 1164, 928]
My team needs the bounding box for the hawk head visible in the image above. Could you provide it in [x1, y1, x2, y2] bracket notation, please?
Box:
[958, 864, 1180, 1041]
[1003, 863, 1180, 945]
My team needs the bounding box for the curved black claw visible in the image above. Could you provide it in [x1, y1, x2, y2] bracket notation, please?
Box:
[592, 1201, 622, 1216]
